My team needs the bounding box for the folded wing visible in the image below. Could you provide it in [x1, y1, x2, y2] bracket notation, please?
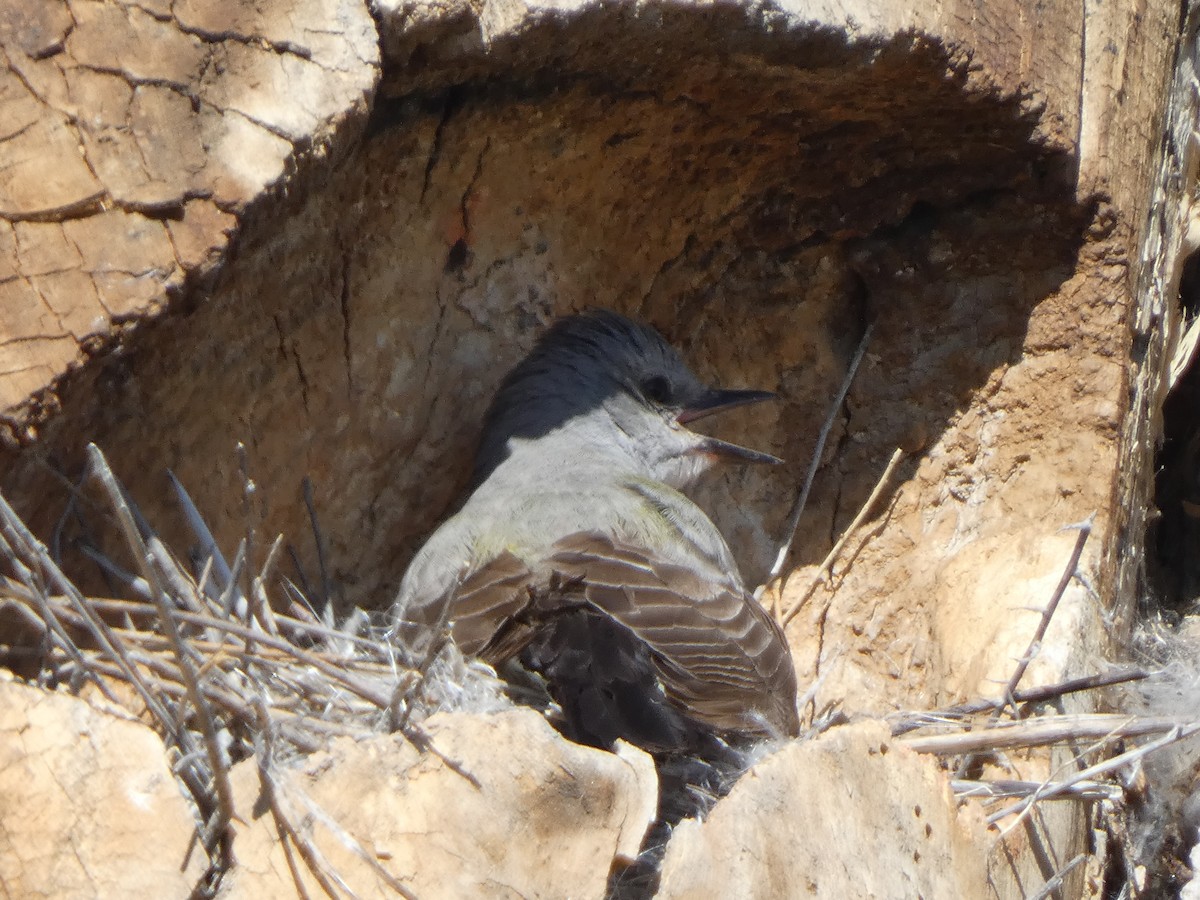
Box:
[546, 531, 799, 738]
[438, 532, 799, 740]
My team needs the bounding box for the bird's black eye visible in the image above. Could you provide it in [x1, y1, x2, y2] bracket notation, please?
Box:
[640, 375, 673, 405]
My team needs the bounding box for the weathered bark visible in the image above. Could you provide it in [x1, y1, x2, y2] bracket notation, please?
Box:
[0, 0, 1187, 896]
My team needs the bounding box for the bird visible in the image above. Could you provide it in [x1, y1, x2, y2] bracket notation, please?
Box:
[391, 309, 799, 754]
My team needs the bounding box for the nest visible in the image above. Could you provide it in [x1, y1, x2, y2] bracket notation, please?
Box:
[1, 444, 1198, 898]
[0, 444, 502, 897]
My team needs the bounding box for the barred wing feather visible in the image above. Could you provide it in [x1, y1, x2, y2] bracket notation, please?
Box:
[545, 531, 799, 737]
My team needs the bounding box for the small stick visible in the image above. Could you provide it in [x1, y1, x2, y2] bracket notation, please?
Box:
[76, 543, 152, 599]
[46, 464, 133, 603]
[778, 447, 903, 626]
[988, 725, 1197, 828]
[53, 651, 329, 755]
[953, 515, 1093, 780]
[253, 698, 347, 900]
[889, 667, 1151, 736]
[58, 652, 258, 720]
[289, 783, 419, 899]
[192, 555, 222, 643]
[252, 580, 281, 637]
[903, 714, 1199, 755]
[250, 534, 285, 638]
[275, 817, 316, 900]
[402, 722, 482, 789]
[390, 630, 449, 733]
[765, 322, 874, 586]
[195, 555, 216, 605]
[1028, 854, 1087, 900]
[1, 595, 47, 632]
[0, 488, 180, 740]
[795, 651, 836, 731]
[148, 550, 222, 679]
[259, 534, 285, 590]
[237, 443, 258, 621]
[33, 594, 389, 655]
[147, 537, 206, 618]
[168, 470, 236, 599]
[37, 607, 400, 696]
[218, 540, 249, 620]
[828, 494, 896, 582]
[951, 779, 1119, 802]
[385, 673, 417, 733]
[49, 466, 89, 565]
[994, 516, 1094, 720]
[281, 576, 322, 625]
[0, 529, 117, 701]
[287, 544, 316, 610]
[241, 547, 263, 659]
[302, 477, 333, 621]
[157, 612, 394, 708]
[87, 445, 236, 855]
[244, 565, 272, 645]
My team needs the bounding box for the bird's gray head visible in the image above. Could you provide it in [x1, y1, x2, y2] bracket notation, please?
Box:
[473, 310, 780, 488]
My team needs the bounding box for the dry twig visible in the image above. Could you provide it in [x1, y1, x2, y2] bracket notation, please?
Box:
[889, 667, 1151, 736]
[254, 698, 349, 900]
[903, 714, 1199, 755]
[952, 516, 1093, 781]
[88, 445, 236, 855]
[1028, 854, 1087, 900]
[0, 456, 488, 896]
[989, 725, 1197, 830]
[778, 447, 904, 626]
[765, 322, 874, 586]
[952, 778, 1119, 802]
[994, 516, 1094, 720]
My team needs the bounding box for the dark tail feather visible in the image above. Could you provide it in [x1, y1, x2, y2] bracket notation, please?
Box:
[521, 609, 696, 752]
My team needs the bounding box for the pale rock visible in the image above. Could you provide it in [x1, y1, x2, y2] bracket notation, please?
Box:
[220, 708, 657, 898]
[0, 680, 208, 899]
[658, 722, 988, 899]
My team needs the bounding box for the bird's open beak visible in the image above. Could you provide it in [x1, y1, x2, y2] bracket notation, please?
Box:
[677, 388, 776, 425]
[678, 388, 783, 465]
